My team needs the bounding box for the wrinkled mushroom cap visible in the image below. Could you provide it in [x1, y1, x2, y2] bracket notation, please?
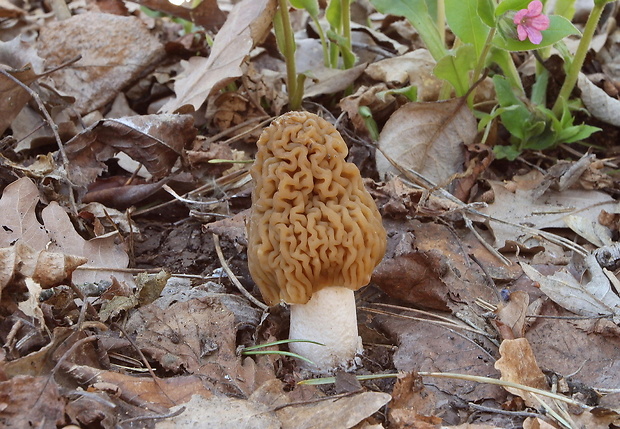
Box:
[247, 112, 387, 305]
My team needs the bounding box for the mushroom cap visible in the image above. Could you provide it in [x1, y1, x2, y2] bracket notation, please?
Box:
[247, 111, 387, 305]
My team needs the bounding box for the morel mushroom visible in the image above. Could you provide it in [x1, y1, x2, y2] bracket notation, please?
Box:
[247, 111, 386, 371]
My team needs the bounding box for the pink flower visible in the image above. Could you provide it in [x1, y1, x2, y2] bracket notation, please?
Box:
[513, 0, 550, 44]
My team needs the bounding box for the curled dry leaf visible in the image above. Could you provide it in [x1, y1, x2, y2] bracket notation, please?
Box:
[161, 0, 277, 112]
[0, 242, 87, 292]
[521, 255, 620, 320]
[578, 73, 620, 127]
[42, 202, 132, 286]
[376, 98, 474, 186]
[64, 114, 196, 188]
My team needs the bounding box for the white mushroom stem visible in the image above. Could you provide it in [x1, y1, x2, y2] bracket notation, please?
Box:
[288, 286, 362, 372]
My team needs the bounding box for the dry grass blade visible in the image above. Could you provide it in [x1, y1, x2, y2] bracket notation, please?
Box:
[212, 233, 268, 311]
[360, 303, 490, 337]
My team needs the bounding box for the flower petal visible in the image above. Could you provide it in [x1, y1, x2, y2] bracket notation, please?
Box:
[514, 9, 528, 23]
[526, 26, 543, 44]
[529, 15, 550, 30]
[527, 0, 543, 16]
[517, 24, 528, 41]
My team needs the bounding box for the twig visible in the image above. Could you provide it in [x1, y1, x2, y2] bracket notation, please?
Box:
[212, 234, 268, 311]
[111, 323, 175, 405]
[469, 402, 541, 419]
[0, 67, 68, 167]
[118, 406, 186, 426]
[418, 372, 586, 407]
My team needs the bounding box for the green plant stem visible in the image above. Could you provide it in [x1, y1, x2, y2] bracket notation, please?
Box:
[311, 16, 331, 67]
[551, 0, 605, 116]
[277, 0, 301, 110]
[436, 0, 446, 45]
[341, 0, 354, 68]
[471, 27, 495, 87]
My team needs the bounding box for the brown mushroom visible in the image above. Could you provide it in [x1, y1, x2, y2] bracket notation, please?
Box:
[247, 111, 386, 371]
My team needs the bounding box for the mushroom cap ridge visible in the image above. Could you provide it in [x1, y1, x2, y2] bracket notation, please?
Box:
[247, 111, 387, 305]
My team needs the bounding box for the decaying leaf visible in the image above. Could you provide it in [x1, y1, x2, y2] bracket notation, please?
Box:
[0, 37, 45, 134]
[0, 375, 65, 427]
[376, 98, 474, 186]
[0, 242, 87, 294]
[36, 12, 165, 114]
[161, 0, 277, 112]
[64, 114, 196, 187]
[479, 177, 615, 248]
[521, 255, 620, 320]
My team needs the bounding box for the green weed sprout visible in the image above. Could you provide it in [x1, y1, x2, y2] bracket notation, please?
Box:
[369, 0, 604, 159]
[240, 339, 324, 367]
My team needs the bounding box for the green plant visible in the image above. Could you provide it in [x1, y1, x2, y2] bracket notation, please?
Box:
[369, 0, 606, 159]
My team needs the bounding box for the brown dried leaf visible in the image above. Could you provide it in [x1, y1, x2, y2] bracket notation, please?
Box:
[0, 375, 65, 428]
[0, 0, 25, 18]
[494, 338, 548, 408]
[365, 49, 443, 101]
[0, 242, 87, 294]
[36, 12, 165, 114]
[41, 202, 132, 286]
[495, 290, 529, 339]
[125, 297, 246, 394]
[376, 98, 474, 186]
[64, 114, 195, 187]
[0, 177, 48, 250]
[161, 0, 277, 112]
[135, 0, 226, 31]
[0, 37, 45, 134]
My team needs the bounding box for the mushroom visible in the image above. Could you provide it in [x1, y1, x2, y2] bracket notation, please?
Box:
[247, 111, 386, 371]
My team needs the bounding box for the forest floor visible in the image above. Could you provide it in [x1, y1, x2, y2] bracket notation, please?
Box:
[1, 0, 620, 428]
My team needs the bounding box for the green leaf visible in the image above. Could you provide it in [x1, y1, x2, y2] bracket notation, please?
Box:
[289, 0, 320, 18]
[376, 85, 418, 102]
[557, 125, 601, 143]
[478, 0, 497, 27]
[493, 144, 522, 160]
[493, 75, 530, 140]
[492, 15, 580, 51]
[554, 0, 576, 19]
[369, 0, 447, 61]
[530, 69, 549, 106]
[445, 0, 490, 57]
[434, 44, 476, 96]
[495, 0, 531, 17]
[359, 106, 380, 141]
[326, 0, 341, 30]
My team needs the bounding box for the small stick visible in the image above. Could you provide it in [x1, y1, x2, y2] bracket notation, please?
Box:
[212, 234, 268, 311]
[0, 67, 69, 166]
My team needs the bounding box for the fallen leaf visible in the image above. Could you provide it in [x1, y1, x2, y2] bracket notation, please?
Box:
[578, 73, 620, 127]
[64, 114, 195, 187]
[161, 0, 277, 112]
[36, 12, 165, 114]
[478, 177, 615, 248]
[0, 177, 49, 250]
[521, 255, 620, 319]
[0, 37, 45, 134]
[41, 202, 132, 286]
[365, 49, 443, 101]
[376, 98, 474, 186]
[494, 338, 548, 408]
[0, 375, 65, 428]
[155, 394, 279, 429]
